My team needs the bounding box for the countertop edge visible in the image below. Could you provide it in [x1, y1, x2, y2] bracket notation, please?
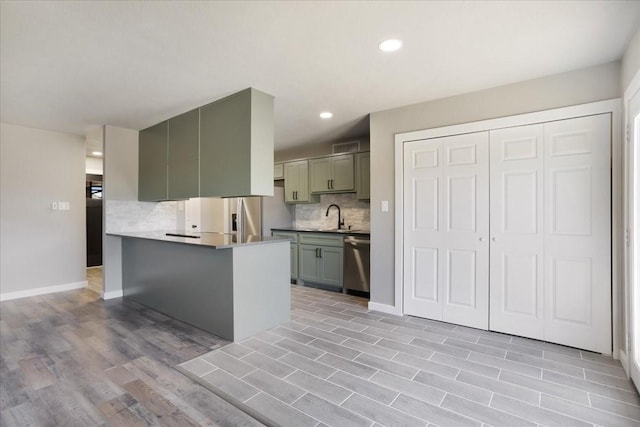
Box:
[106, 232, 290, 249]
[270, 228, 370, 236]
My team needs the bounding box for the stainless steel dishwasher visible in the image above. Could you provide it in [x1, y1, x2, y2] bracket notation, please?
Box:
[343, 235, 370, 293]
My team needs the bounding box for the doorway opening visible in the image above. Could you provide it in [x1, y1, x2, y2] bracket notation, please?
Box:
[85, 132, 104, 295]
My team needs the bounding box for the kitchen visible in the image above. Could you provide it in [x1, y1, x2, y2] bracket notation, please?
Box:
[2, 2, 640, 426]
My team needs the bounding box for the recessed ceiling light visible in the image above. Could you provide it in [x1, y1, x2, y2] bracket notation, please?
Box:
[379, 39, 402, 52]
[320, 112, 333, 119]
[92, 151, 103, 156]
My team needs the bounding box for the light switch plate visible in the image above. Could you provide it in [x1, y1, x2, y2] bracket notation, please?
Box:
[51, 202, 58, 210]
[381, 200, 389, 212]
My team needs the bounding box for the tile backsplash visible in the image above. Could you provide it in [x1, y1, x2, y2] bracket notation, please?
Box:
[105, 200, 180, 233]
[294, 193, 370, 230]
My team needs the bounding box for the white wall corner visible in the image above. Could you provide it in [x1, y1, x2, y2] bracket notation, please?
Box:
[619, 348, 630, 376]
[101, 289, 123, 300]
[368, 301, 403, 316]
[0, 281, 87, 302]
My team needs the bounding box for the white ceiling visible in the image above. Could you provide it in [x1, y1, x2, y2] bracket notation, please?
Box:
[1, 1, 639, 153]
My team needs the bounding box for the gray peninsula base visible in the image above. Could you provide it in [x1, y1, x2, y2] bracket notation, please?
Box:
[121, 237, 290, 341]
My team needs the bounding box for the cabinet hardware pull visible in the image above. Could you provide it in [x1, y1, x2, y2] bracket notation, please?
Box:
[315, 248, 319, 258]
[331, 179, 334, 189]
[327, 179, 330, 189]
[319, 248, 322, 258]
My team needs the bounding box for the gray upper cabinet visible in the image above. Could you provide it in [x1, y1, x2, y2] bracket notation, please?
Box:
[356, 151, 370, 200]
[139, 121, 168, 201]
[309, 154, 354, 193]
[139, 87, 274, 201]
[168, 109, 199, 200]
[200, 88, 274, 198]
[284, 160, 318, 203]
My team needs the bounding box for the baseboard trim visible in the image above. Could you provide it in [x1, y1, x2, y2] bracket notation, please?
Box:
[619, 349, 630, 376]
[0, 281, 87, 302]
[101, 289, 123, 300]
[368, 301, 402, 316]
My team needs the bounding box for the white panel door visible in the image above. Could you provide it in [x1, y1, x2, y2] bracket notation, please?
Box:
[489, 125, 544, 340]
[403, 139, 444, 321]
[404, 133, 489, 329]
[543, 114, 611, 353]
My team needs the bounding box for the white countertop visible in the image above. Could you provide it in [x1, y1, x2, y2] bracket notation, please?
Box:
[107, 231, 289, 249]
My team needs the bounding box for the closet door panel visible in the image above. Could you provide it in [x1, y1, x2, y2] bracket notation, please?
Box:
[489, 124, 544, 340]
[403, 140, 444, 321]
[543, 114, 611, 353]
[441, 133, 489, 329]
[404, 132, 489, 330]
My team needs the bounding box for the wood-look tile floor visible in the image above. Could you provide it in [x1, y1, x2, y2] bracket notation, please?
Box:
[0, 287, 264, 426]
[181, 285, 640, 427]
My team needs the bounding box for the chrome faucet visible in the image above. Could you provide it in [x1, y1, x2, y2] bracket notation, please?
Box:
[326, 204, 345, 230]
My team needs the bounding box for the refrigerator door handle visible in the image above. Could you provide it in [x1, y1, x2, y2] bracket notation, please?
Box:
[236, 198, 244, 240]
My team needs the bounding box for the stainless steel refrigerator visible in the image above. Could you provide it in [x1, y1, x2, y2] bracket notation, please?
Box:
[230, 185, 293, 240]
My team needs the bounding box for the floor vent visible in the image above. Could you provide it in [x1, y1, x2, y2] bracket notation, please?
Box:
[332, 140, 360, 154]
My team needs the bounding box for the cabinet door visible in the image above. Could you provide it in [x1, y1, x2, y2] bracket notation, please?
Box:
[284, 160, 315, 203]
[310, 158, 332, 192]
[200, 90, 251, 197]
[199, 89, 274, 198]
[298, 244, 321, 282]
[284, 162, 299, 202]
[331, 154, 354, 191]
[168, 109, 199, 199]
[356, 152, 370, 200]
[319, 246, 343, 287]
[295, 162, 311, 201]
[274, 163, 284, 180]
[139, 121, 168, 201]
[291, 243, 298, 280]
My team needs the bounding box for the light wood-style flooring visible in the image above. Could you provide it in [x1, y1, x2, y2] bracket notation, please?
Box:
[0, 284, 263, 426]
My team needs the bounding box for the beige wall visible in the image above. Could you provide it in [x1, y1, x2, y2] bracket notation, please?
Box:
[102, 125, 138, 296]
[275, 136, 370, 162]
[0, 123, 86, 296]
[369, 61, 622, 307]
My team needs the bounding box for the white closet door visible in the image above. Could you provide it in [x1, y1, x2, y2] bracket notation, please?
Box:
[403, 138, 444, 321]
[489, 125, 544, 340]
[404, 133, 489, 329]
[543, 114, 611, 353]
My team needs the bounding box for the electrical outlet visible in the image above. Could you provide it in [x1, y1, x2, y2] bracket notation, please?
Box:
[59, 201, 70, 211]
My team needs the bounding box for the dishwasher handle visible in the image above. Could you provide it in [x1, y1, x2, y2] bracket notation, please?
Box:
[345, 237, 370, 245]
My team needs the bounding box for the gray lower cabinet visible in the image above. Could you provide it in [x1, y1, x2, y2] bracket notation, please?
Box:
[298, 233, 343, 288]
[272, 231, 298, 280]
[139, 121, 168, 202]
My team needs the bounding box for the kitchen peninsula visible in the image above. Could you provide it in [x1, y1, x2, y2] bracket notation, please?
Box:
[109, 231, 290, 341]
